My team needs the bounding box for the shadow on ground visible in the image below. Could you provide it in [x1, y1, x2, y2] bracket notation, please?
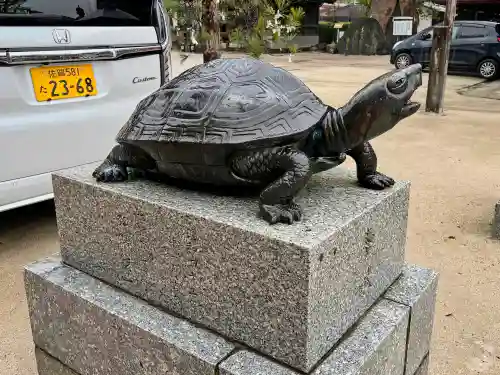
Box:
[457, 79, 500, 101]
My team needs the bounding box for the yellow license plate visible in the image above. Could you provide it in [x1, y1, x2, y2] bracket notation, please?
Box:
[30, 64, 98, 102]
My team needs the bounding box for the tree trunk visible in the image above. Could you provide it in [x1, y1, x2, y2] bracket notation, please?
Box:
[202, 0, 221, 62]
[399, 0, 418, 33]
[370, 0, 398, 33]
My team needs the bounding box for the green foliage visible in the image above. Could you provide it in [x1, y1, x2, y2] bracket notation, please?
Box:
[246, 34, 266, 58]
[163, 0, 181, 14]
[345, 0, 371, 16]
[416, 0, 440, 19]
[288, 7, 305, 29]
[228, 14, 267, 58]
[165, 0, 306, 57]
[284, 6, 304, 54]
[288, 43, 298, 55]
[229, 27, 245, 48]
[262, 0, 304, 54]
[254, 11, 268, 39]
[163, 0, 204, 49]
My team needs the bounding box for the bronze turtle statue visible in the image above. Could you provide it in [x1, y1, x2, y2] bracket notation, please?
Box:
[93, 57, 422, 224]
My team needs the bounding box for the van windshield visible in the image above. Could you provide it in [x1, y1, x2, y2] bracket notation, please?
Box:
[0, 0, 154, 26]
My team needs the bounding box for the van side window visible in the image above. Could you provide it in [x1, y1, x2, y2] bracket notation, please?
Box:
[458, 25, 488, 39]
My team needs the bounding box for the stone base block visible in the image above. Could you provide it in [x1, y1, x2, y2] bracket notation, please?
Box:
[385, 265, 438, 375]
[413, 355, 429, 375]
[222, 298, 410, 375]
[25, 256, 236, 375]
[35, 348, 77, 375]
[25, 255, 437, 375]
[52, 163, 409, 371]
[220, 265, 438, 375]
[493, 201, 500, 238]
[35, 349, 431, 375]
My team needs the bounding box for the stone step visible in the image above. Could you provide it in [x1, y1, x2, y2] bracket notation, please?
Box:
[35, 348, 431, 375]
[25, 257, 437, 375]
[25, 256, 236, 375]
[35, 348, 77, 375]
[220, 298, 410, 375]
[51, 163, 410, 372]
[385, 265, 438, 375]
[414, 355, 430, 375]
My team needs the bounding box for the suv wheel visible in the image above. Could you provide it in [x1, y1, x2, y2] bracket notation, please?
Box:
[395, 53, 412, 69]
[478, 59, 499, 80]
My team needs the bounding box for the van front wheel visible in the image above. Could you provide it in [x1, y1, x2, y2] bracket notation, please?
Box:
[395, 53, 412, 69]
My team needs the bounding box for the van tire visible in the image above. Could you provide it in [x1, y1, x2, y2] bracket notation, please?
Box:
[477, 59, 499, 80]
[395, 53, 412, 69]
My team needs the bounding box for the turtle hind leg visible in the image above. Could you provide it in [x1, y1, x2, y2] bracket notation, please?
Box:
[93, 143, 156, 182]
[230, 147, 312, 225]
[347, 141, 394, 190]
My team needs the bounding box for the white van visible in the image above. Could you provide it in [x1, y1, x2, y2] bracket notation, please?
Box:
[0, 0, 172, 212]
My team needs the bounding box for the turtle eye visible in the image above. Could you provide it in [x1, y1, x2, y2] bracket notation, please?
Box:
[387, 73, 408, 94]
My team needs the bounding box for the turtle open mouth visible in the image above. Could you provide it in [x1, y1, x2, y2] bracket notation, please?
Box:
[401, 98, 421, 118]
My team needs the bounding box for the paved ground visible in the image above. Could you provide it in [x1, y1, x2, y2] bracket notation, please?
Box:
[2, 52, 500, 375]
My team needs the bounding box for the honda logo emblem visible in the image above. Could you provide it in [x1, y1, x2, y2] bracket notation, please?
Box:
[52, 29, 71, 44]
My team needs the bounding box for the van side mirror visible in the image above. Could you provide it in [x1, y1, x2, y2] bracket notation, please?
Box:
[421, 33, 432, 40]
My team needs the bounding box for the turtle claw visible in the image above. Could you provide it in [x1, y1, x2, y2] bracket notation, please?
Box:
[93, 164, 127, 182]
[260, 201, 303, 225]
[359, 172, 395, 190]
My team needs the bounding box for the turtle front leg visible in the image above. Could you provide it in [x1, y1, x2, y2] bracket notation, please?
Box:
[93, 143, 156, 182]
[347, 141, 394, 190]
[231, 147, 312, 225]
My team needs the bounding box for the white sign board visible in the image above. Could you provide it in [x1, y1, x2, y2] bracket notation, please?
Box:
[337, 30, 344, 42]
[392, 17, 413, 36]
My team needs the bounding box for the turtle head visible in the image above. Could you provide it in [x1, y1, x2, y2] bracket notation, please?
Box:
[339, 63, 422, 148]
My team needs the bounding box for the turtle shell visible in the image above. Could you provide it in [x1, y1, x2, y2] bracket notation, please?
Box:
[116, 58, 329, 148]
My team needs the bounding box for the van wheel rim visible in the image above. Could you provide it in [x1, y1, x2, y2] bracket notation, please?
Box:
[480, 62, 496, 78]
[396, 55, 410, 68]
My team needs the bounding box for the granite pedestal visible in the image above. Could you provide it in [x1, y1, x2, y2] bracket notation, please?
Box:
[23, 162, 439, 375]
[26, 257, 437, 375]
[51, 163, 409, 371]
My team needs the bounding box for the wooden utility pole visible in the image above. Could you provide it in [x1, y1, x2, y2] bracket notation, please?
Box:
[425, 0, 457, 113]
